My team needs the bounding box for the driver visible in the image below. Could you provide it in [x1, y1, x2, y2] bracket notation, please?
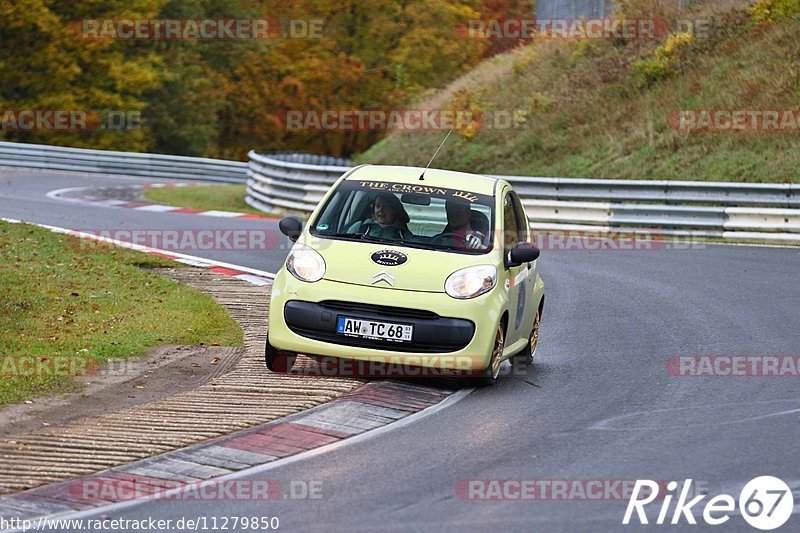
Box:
[435, 198, 487, 250]
[347, 192, 410, 239]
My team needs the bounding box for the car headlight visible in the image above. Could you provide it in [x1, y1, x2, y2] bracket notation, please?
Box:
[445, 265, 497, 299]
[286, 244, 325, 282]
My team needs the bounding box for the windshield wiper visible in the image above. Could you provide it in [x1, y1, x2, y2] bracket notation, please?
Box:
[318, 232, 362, 240]
[320, 232, 439, 248]
[319, 232, 389, 243]
[401, 241, 439, 251]
[358, 234, 390, 243]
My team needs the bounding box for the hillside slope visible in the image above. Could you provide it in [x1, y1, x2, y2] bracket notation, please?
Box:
[358, 6, 800, 183]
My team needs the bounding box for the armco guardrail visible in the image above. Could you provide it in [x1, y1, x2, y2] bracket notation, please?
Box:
[0, 141, 247, 183]
[0, 142, 796, 243]
[245, 151, 352, 213]
[247, 152, 800, 243]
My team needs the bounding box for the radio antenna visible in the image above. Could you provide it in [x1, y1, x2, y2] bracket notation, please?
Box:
[419, 129, 452, 181]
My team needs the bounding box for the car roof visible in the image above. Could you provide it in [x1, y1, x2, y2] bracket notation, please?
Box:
[345, 165, 502, 196]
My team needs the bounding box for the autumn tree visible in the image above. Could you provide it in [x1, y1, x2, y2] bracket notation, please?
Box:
[1, 0, 529, 157]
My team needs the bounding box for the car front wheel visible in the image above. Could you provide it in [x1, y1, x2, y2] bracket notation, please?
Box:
[473, 322, 505, 387]
[265, 336, 297, 373]
[512, 309, 540, 371]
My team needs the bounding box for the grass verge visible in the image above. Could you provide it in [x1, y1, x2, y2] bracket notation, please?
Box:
[143, 184, 273, 217]
[358, 8, 800, 183]
[0, 221, 243, 408]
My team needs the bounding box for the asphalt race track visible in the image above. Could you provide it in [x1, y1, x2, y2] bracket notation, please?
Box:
[1, 167, 799, 532]
[0, 168, 289, 274]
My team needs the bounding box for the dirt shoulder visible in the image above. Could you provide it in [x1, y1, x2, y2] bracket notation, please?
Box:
[0, 343, 244, 438]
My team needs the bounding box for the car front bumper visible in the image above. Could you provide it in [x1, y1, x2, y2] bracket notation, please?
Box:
[267, 270, 506, 372]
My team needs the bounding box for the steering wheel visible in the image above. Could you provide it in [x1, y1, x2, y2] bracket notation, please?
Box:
[433, 229, 485, 250]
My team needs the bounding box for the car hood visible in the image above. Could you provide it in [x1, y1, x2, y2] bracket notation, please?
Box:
[308, 238, 488, 293]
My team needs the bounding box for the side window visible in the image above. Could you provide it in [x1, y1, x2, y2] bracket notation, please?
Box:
[510, 192, 529, 243]
[503, 193, 519, 251]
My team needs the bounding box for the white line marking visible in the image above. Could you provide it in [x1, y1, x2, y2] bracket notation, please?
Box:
[45, 186, 94, 203]
[198, 210, 245, 218]
[174, 258, 214, 267]
[133, 204, 180, 212]
[235, 274, 272, 286]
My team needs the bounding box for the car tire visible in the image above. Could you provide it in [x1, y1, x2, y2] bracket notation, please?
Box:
[265, 336, 296, 373]
[511, 309, 541, 372]
[473, 322, 505, 387]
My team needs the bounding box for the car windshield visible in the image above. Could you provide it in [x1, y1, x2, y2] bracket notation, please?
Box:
[310, 180, 495, 254]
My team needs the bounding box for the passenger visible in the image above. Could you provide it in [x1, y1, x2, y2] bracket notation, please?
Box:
[434, 198, 488, 250]
[348, 192, 410, 239]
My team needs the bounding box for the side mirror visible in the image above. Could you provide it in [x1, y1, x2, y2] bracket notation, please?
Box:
[279, 217, 303, 242]
[505, 242, 540, 268]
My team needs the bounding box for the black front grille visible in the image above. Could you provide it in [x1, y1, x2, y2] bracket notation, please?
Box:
[318, 300, 439, 320]
[283, 300, 474, 353]
[286, 326, 454, 353]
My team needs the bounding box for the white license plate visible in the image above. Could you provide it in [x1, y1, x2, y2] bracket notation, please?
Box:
[336, 316, 413, 342]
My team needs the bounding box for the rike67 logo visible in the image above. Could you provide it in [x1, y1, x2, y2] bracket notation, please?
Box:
[623, 477, 794, 530]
